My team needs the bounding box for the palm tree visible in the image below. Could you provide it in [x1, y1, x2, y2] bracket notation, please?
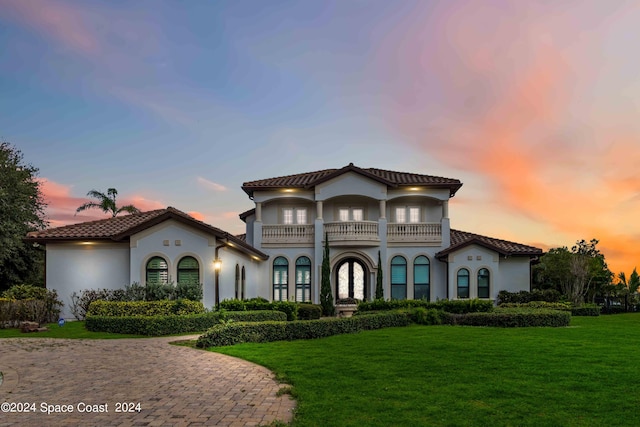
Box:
[76, 188, 140, 217]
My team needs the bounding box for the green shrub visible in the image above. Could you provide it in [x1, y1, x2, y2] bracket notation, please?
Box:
[86, 310, 286, 335]
[500, 301, 573, 311]
[0, 285, 62, 325]
[358, 298, 493, 314]
[0, 299, 56, 326]
[409, 307, 443, 325]
[70, 289, 122, 320]
[497, 289, 562, 304]
[571, 304, 600, 316]
[272, 301, 298, 321]
[297, 304, 323, 320]
[434, 299, 493, 314]
[219, 298, 247, 311]
[87, 300, 205, 317]
[219, 299, 299, 321]
[196, 311, 411, 347]
[443, 308, 570, 327]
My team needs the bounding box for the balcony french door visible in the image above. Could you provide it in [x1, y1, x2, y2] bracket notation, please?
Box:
[336, 258, 367, 300]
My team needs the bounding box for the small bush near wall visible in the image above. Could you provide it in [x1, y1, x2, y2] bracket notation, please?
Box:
[86, 310, 286, 336]
[443, 308, 571, 327]
[357, 298, 493, 314]
[196, 311, 411, 348]
[70, 283, 205, 320]
[297, 304, 322, 320]
[0, 285, 63, 326]
[87, 300, 205, 317]
[70, 289, 121, 320]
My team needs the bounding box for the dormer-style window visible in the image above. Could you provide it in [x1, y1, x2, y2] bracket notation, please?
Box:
[339, 208, 363, 221]
[395, 207, 421, 223]
[283, 208, 307, 224]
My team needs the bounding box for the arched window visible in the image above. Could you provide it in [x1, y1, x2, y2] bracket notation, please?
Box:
[391, 256, 407, 300]
[414, 256, 430, 301]
[235, 264, 240, 299]
[273, 257, 288, 301]
[177, 256, 199, 284]
[457, 268, 470, 299]
[295, 256, 312, 302]
[478, 268, 490, 299]
[146, 256, 168, 284]
[241, 266, 246, 300]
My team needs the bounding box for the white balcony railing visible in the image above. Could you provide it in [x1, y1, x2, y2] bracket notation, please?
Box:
[262, 224, 314, 244]
[387, 222, 441, 242]
[325, 221, 379, 242]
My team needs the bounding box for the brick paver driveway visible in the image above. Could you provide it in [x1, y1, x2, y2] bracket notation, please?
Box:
[0, 336, 295, 426]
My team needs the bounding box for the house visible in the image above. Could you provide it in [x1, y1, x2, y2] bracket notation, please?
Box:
[26, 163, 542, 319]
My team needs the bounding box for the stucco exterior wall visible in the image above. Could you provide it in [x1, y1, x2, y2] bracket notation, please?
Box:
[497, 257, 532, 295]
[46, 242, 130, 319]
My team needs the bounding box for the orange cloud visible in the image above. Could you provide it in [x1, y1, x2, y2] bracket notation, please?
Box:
[379, 2, 640, 274]
[187, 211, 206, 222]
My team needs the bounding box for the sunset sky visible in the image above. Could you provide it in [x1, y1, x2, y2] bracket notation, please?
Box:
[1, 0, 639, 276]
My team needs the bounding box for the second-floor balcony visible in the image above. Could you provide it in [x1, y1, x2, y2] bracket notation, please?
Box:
[387, 222, 441, 243]
[261, 221, 442, 246]
[325, 221, 379, 246]
[262, 224, 314, 244]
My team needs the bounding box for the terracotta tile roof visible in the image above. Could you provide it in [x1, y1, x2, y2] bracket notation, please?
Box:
[242, 163, 463, 197]
[437, 229, 543, 257]
[25, 207, 268, 260]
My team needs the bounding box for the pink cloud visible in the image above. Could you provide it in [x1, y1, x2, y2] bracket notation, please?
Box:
[39, 179, 168, 227]
[2, 0, 99, 55]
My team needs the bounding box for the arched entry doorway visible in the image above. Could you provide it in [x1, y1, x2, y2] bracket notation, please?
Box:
[336, 258, 368, 300]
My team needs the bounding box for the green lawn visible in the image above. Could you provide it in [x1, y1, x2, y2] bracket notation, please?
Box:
[0, 321, 147, 339]
[212, 314, 640, 427]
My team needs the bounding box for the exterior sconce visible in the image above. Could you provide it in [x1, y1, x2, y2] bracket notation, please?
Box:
[214, 259, 222, 271]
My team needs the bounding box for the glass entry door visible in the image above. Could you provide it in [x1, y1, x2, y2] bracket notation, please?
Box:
[337, 259, 366, 300]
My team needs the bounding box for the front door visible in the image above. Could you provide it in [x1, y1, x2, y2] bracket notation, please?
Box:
[336, 258, 367, 300]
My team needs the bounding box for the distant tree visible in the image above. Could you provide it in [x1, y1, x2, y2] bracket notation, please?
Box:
[320, 233, 334, 316]
[76, 188, 140, 217]
[615, 268, 640, 310]
[0, 141, 48, 291]
[534, 239, 612, 305]
[375, 250, 384, 300]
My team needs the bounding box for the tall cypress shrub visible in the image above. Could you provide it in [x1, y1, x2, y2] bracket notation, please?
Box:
[376, 250, 384, 300]
[320, 233, 335, 316]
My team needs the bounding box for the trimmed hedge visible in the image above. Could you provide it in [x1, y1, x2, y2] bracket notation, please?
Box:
[87, 300, 205, 317]
[443, 308, 571, 327]
[196, 311, 411, 347]
[497, 289, 562, 304]
[357, 298, 494, 314]
[297, 304, 323, 320]
[499, 301, 573, 311]
[219, 299, 299, 321]
[85, 310, 286, 336]
[571, 305, 600, 316]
